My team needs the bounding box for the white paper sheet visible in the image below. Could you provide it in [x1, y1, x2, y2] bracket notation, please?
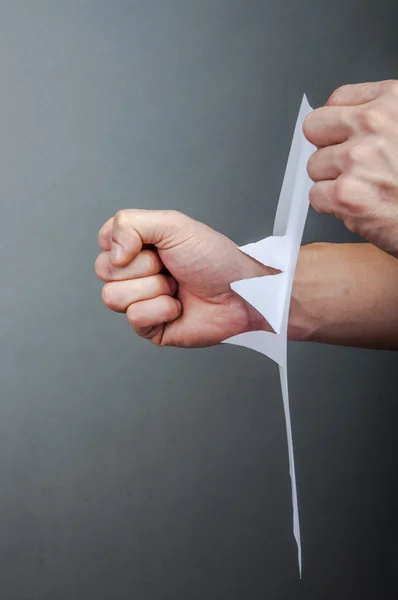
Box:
[223, 95, 315, 576]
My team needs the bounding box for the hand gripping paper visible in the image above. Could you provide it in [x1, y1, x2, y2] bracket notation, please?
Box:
[223, 95, 315, 575]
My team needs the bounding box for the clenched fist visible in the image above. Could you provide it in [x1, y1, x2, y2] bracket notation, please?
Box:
[304, 80, 398, 257]
[95, 210, 273, 347]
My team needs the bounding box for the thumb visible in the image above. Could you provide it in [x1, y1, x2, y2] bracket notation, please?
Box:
[98, 209, 189, 267]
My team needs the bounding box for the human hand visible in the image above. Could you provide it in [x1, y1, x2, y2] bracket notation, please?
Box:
[95, 210, 273, 347]
[304, 80, 398, 257]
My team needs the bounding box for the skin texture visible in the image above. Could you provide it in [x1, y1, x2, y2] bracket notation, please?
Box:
[304, 80, 398, 257]
[95, 210, 398, 350]
[96, 209, 275, 347]
[96, 80, 398, 351]
[290, 242, 398, 350]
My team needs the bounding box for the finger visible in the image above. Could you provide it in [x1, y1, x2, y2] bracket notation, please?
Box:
[327, 81, 387, 106]
[98, 217, 114, 251]
[307, 144, 345, 181]
[95, 249, 163, 282]
[126, 295, 182, 341]
[109, 209, 188, 268]
[309, 180, 336, 215]
[303, 105, 357, 146]
[102, 274, 177, 313]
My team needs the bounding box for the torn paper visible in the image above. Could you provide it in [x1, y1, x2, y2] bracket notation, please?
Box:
[223, 95, 315, 575]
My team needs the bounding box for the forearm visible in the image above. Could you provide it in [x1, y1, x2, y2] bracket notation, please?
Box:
[288, 243, 398, 350]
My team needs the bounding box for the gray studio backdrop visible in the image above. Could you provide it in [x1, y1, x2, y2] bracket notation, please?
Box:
[0, 1, 397, 599]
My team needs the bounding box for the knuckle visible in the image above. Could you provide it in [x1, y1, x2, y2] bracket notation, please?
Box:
[94, 254, 102, 277]
[327, 85, 349, 105]
[346, 136, 390, 168]
[334, 176, 365, 215]
[126, 304, 139, 326]
[308, 182, 317, 202]
[371, 136, 389, 160]
[97, 230, 106, 247]
[101, 283, 118, 310]
[356, 106, 386, 133]
[334, 176, 353, 209]
[306, 152, 318, 180]
[113, 209, 131, 230]
[343, 217, 359, 235]
[345, 141, 371, 165]
[303, 112, 315, 140]
[309, 183, 323, 212]
[95, 253, 112, 279]
[381, 79, 398, 97]
[345, 145, 360, 164]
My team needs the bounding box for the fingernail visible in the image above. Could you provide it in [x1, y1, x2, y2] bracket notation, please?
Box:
[111, 242, 124, 264]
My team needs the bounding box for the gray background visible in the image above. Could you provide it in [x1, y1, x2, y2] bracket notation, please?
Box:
[0, 1, 397, 598]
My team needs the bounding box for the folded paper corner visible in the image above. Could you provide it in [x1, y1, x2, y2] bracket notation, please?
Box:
[238, 235, 292, 272]
[230, 271, 288, 335]
[222, 330, 286, 367]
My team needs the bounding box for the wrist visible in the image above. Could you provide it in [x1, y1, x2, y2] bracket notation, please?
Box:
[288, 243, 327, 342]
